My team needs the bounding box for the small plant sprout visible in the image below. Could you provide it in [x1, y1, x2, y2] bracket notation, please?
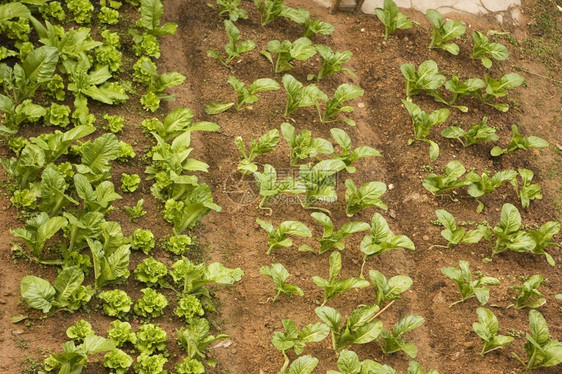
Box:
[261, 37, 317, 73]
[66, 320, 95, 342]
[379, 314, 425, 358]
[256, 218, 312, 255]
[271, 319, 329, 372]
[207, 20, 255, 66]
[344, 179, 388, 217]
[431, 209, 489, 248]
[472, 73, 525, 112]
[130, 228, 155, 255]
[471, 31, 509, 68]
[466, 169, 517, 212]
[281, 122, 334, 166]
[512, 310, 562, 369]
[124, 199, 147, 220]
[472, 307, 514, 356]
[402, 100, 449, 161]
[315, 304, 383, 352]
[302, 14, 334, 38]
[121, 173, 141, 193]
[299, 159, 346, 212]
[280, 355, 319, 374]
[312, 251, 370, 305]
[375, 0, 414, 40]
[176, 317, 229, 362]
[330, 128, 381, 173]
[527, 221, 560, 266]
[259, 263, 303, 301]
[282, 74, 327, 118]
[491, 203, 534, 255]
[400, 60, 446, 98]
[318, 83, 364, 126]
[298, 212, 370, 254]
[431, 75, 486, 112]
[422, 160, 470, 195]
[327, 349, 403, 374]
[426, 9, 465, 55]
[369, 270, 413, 307]
[515, 168, 542, 209]
[491, 125, 548, 156]
[441, 260, 500, 306]
[205, 76, 279, 114]
[235, 128, 279, 174]
[253, 0, 309, 27]
[254, 164, 306, 213]
[360, 213, 415, 276]
[441, 116, 499, 147]
[509, 274, 546, 310]
[208, 0, 249, 22]
[310, 45, 353, 81]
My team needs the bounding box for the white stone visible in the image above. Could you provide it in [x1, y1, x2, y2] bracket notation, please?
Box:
[361, 0, 412, 13]
[451, 2, 486, 14]
[481, 0, 514, 12]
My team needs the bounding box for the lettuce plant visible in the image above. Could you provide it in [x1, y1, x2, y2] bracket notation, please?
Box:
[441, 116, 498, 147]
[121, 173, 141, 193]
[510, 274, 546, 310]
[66, 320, 95, 342]
[369, 270, 412, 307]
[45, 103, 70, 127]
[344, 179, 388, 217]
[310, 45, 352, 81]
[134, 257, 168, 287]
[375, 0, 413, 39]
[422, 160, 470, 195]
[165, 234, 192, 255]
[402, 100, 449, 161]
[107, 320, 137, 347]
[259, 263, 303, 301]
[134, 289, 168, 319]
[466, 169, 517, 212]
[130, 228, 155, 255]
[124, 199, 147, 220]
[319, 83, 364, 126]
[177, 317, 229, 360]
[281, 122, 333, 166]
[0, 97, 45, 136]
[432, 209, 489, 248]
[299, 212, 369, 254]
[175, 294, 205, 321]
[103, 114, 125, 133]
[379, 314, 425, 358]
[473, 307, 514, 356]
[261, 37, 316, 73]
[235, 128, 279, 174]
[313, 251, 370, 305]
[426, 9, 465, 55]
[256, 218, 311, 255]
[134, 352, 168, 374]
[103, 348, 133, 374]
[441, 260, 500, 306]
[471, 31, 509, 68]
[472, 73, 525, 112]
[514, 310, 562, 369]
[10, 186, 39, 210]
[129, 0, 177, 59]
[206, 76, 279, 114]
[98, 1, 121, 25]
[98, 289, 133, 318]
[95, 31, 122, 74]
[272, 319, 329, 372]
[282, 74, 327, 117]
[208, 0, 248, 21]
[515, 168, 542, 209]
[67, 0, 94, 24]
[330, 128, 381, 173]
[360, 213, 415, 276]
[316, 304, 383, 352]
[175, 358, 205, 374]
[43, 336, 115, 374]
[491, 124, 548, 156]
[401, 60, 446, 98]
[39, 1, 66, 21]
[254, 164, 305, 212]
[254, 0, 309, 26]
[208, 20, 255, 66]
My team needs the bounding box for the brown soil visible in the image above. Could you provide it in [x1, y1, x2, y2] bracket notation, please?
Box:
[0, 0, 561, 373]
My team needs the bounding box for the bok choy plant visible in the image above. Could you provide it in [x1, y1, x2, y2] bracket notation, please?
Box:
[318, 83, 364, 126]
[426, 9, 465, 55]
[471, 31, 509, 68]
[509, 274, 546, 310]
[330, 128, 381, 173]
[254, 0, 309, 26]
[472, 307, 513, 355]
[309, 45, 353, 81]
[208, 0, 249, 22]
[299, 159, 346, 211]
[402, 100, 449, 161]
[515, 168, 542, 209]
[400, 60, 446, 98]
[281, 122, 333, 166]
[441, 260, 500, 306]
[259, 263, 303, 301]
[205, 76, 279, 114]
[236, 129, 279, 174]
[261, 37, 317, 73]
[471, 73, 525, 112]
[344, 179, 387, 217]
[441, 116, 498, 146]
[254, 164, 305, 212]
[282, 74, 327, 118]
[513, 310, 562, 369]
[379, 314, 425, 358]
[375, 0, 413, 40]
[369, 270, 412, 307]
[256, 218, 311, 255]
[490, 124, 548, 156]
[432, 209, 489, 248]
[207, 20, 255, 66]
[422, 160, 469, 195]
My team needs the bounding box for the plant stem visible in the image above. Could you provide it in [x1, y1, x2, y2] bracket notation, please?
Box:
[369, 300, 395, 322]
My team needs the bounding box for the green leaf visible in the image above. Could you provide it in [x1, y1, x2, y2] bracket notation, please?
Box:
[315, 306, 342, 332]
[23, 46, 59, 83]
[0, 3, 31, 23]
[286, 355, 318, 374]
[20, 275, 55, 313]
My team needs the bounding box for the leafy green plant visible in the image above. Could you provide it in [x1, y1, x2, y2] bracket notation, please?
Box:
[379, 314, 424, 358]
[75, 132, 121, 184]
[299, 212, 369, 254]
[432, 209, 489, 248]
[327, 349, 398, 374]
[208, 0, 248, 21]
[344, 179, 388, 217]
[107, 320, 137, 347]
[509, 274, 546, 310]
[121, 173, 141, 193]
[370, 270, 412, 307]
[466, 169, 517, 212]
[491, 125, 548, 156]
[175, 357, 205, 374]
[134, 257, 169, 288]
[513, 310, 562, 369]
[471, 31, 509, 68]
[133, 288, 168, 319]
[98, 289, 133, 318]
[375, 0, 413, 39]
[318, 83, 364, 126]
[124, 199, 147, 220]
[299, 159, 346, 210]
[103, 114, 125, 133]
[129, 0, 177, 58]
[135, 324, 168, 356]
[491, 203, 535, 255]
[256, 218, 311, 255]
[99, 3, 121, 25]
[430, 75, 486, 112]
[515, 169, 542, 209]
[526, 221, 560, 266]
[43, 336, 115, 374]
[177, 317, 229, 361]
[426, 9, 465, 55]
[259, 263, 303, 301]
[139, 108, 212, 143]
[330, 128, 381, 173]
[472, 73, 525, 112]
[165, 234, 192, 255]
[134, 353, 168, 374]
[45, 103, 70, 127]
[309, 45, 353, 81]
[422, 160, 470, 195]
[315, 304, 383, 352]
[235, 129, 279, 174]
[313, 252, 369, 305]
[208, 20, 255, 66]
[66, 320, 95, 342]
[360, 213, 415, 276]
[441, 260, 500, 306]
[67, 0, 94, 24]
[281, 122, 333, 166]
[87, 224, 131, 289]
[12, 212, 67, 259]
[282, 73, 327, 117]
[441, 116, 499, 147]
[254, 164, 305, 212]
[205, 76, 279, 114]
[103, 348, 133, 374]
[175, 294, 204, 322]
[261, 37, 317, 73]
[303, 14, 334, 38]
[402, 99, 449, 161]
[472, 307, 514, 356]
[253, 0, 309, 26]
[400, 60, 446, 98]
[130, 228, 155, 255]
[272, 319, 329, 372]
